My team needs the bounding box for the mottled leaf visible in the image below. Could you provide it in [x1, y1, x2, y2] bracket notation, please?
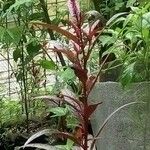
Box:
[23, 143, 58, 150]
[24, 129, 55, 147]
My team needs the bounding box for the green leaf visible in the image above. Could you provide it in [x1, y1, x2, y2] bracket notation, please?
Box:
[130, 6, 140, 12]
[40, 59, 56, 70]
[106, 12, 127, 26]
[13, 48, 21, 62]
[142, 28, 149, 39]
[49, 107, 68, 117]
[55, 139, 74, 150]
[100, 35, 115, 46]
[0, 26, 22, 45]
[125, 31, 137, 41]
[26, 40, 41, 56]
[66, 114, 79, 129]
[123, 14, 133, 27]
[60, 67, 75, 82]
[29, 12, 45, 21]
[139, 0, 150, 6]
[66, 139, 74, 150]
[115, 2, 124, 11]
[109, 17, 125, 27]
[126, 0, 137, 8]
[5, 0, 37, 15]
[142, 12, 150, 28]
[7, 27, 23, 45]
[120, 63, 135, 87]
[0, 26, 6, 42]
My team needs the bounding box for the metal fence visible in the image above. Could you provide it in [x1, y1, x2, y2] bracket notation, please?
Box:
[0, 0, 68, 99]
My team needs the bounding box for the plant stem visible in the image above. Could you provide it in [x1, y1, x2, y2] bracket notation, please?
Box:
[5, 16, 11, 98]
[21, 41, 29, 133]
[83, 115, 89, 150]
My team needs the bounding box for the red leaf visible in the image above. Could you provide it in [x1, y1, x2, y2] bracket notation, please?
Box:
[90, 20, 100, 33]
[86, 102, 102, 118]
[88, 20, 101, 39]
[50, 47, 79, 64]
[61, 89, 84, 121]
[73, 42, 80, 53]
[74, 126, 83, 140]
[45, 40, 80, 64]
[61, 89, 82, 110]
[71, 64, 88, 83]
[69, 21, 80, 34]
[54, 131, 83, 148]
[31, 21, 79, 44]
[86, 75, 96, 94]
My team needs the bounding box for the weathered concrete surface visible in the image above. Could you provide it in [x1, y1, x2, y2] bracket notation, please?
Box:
[89, 82, 150, 150]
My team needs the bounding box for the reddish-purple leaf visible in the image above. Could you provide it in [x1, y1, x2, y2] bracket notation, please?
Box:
[24, 129, 57, 147]
[24, 129, 83, 149]
[33, 95, 61, 106]
[31, 21, 79, 44]
[69, 21, 80, 36]
[67, 0, 80, 21]
[61, 89, 84, 120]
[61, 89, 82, 109]
[90, 20, 100, 33]
[50, 47, 78, 64]
[71, 64, 88, 83]
[44, 40, 79, 64]
[74, 127, 83, 141]
[86, 75, 96, 94]
[86, 102, 102, 118]
[23, 143, 57, 150]
[73, 42, 81, 53]
[88, 20, 101, 40]
[54, 131, 84, 148]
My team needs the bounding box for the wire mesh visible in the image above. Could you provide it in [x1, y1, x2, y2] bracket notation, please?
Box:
[0, 0, 69, 99]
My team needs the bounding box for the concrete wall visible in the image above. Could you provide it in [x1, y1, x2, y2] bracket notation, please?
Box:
[89, 82, 150, 150]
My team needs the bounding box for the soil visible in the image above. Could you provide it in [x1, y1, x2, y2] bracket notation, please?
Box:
[0, 117, 56, 150]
